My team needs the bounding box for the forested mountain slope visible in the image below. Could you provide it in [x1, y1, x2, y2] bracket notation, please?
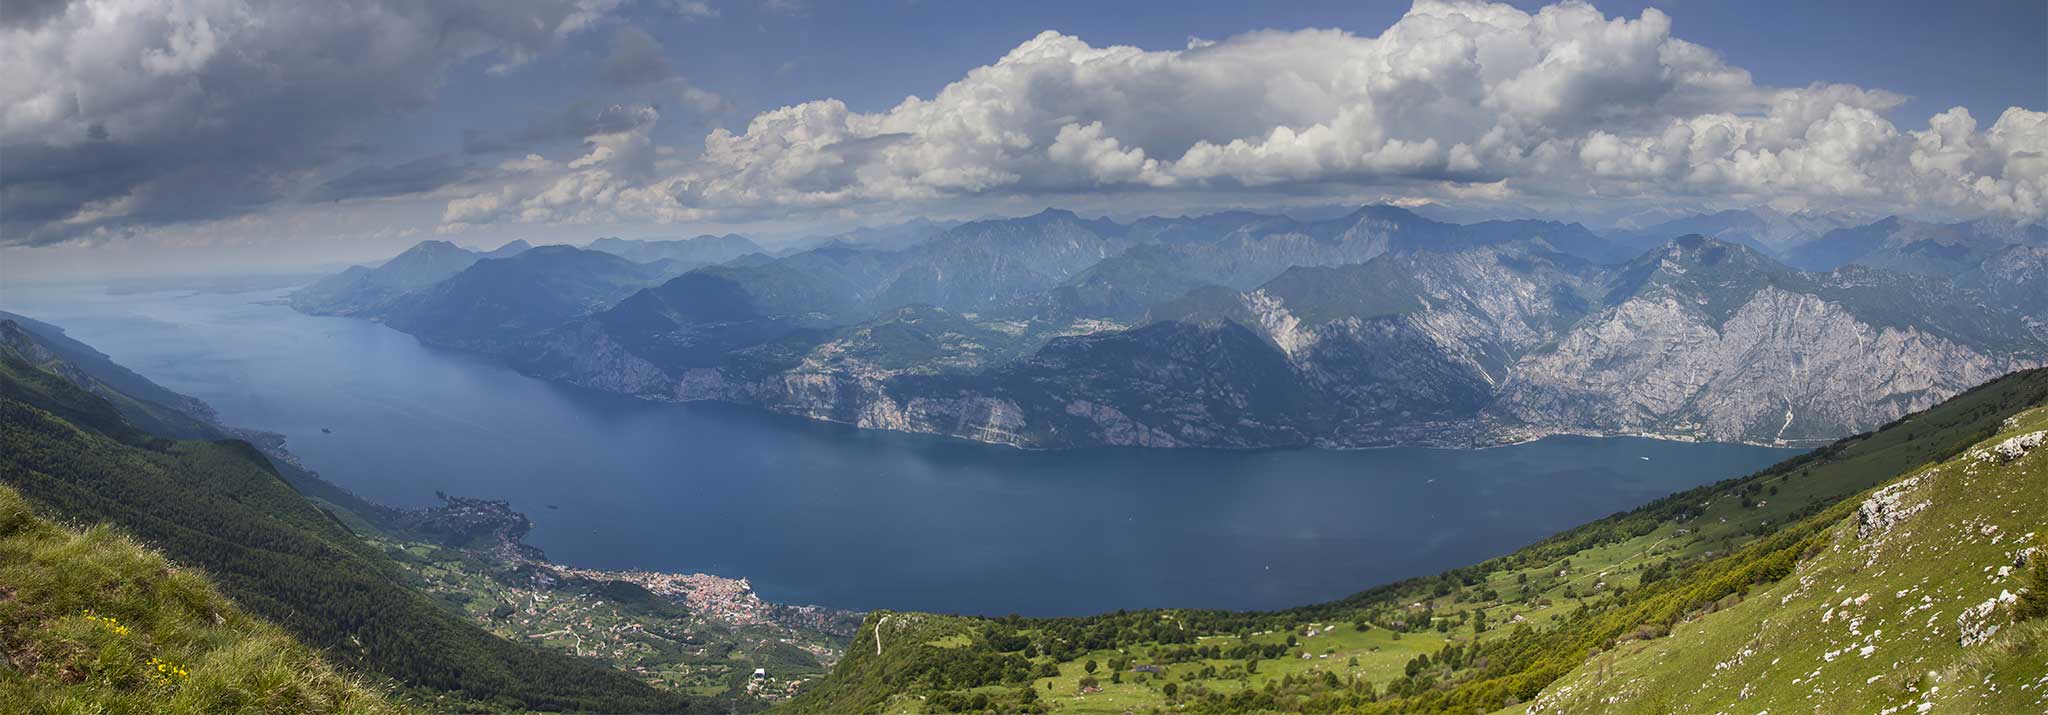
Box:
[0, 320, 706, 713]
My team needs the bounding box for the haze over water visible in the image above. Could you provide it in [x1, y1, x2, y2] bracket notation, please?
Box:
[4, 281, 1800, 616]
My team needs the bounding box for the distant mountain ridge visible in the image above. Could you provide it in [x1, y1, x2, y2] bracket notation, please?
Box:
[382, 245, 685, 351]
[289, 238, 532, 316]
[1614, 207, 2048, 278]
[585, 233, 763, 265]
[290, 205, 2048, 450]
[530, 235, 2044, 449]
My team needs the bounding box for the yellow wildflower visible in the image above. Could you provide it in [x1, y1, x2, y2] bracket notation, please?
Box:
[81, 609, 130, 636]
[147, 656, 191, 685]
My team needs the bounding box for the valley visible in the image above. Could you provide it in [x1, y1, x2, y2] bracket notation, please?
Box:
[0, 312, 852, 709]
[7, 2, 2044, 712]
[0, 286, 1798, 616]
[9, 280, 2046, 714]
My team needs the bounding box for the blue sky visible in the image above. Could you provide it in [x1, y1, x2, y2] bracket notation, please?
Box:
[412, 0, 2044, 160]
[3, 0, 2044, 278]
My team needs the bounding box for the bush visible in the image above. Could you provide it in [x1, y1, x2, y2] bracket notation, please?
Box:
[2016, 557, 2048, 622]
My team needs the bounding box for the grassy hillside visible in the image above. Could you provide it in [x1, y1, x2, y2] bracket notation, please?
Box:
[781, 368, 2048, 714]
[0, 334, 705, 712]
[1515, 405, 2048, 714]
[0, 481, 403, 714]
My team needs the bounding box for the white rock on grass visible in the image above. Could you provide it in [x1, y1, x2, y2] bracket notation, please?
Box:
[1973, 430, 2045, 463]
[1957, 590, 2020, 647]
[1858, 473, 1931, 541]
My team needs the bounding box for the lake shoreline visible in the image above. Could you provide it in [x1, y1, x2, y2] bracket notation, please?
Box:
[0, 282, 1805, 616]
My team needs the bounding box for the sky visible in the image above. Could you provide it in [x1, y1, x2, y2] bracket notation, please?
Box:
[3, 0, 2045, 280]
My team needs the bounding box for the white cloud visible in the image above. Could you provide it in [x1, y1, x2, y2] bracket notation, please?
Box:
[458, 0, 2036, 227]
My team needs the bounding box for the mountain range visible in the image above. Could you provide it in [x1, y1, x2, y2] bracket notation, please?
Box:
[291, 206, 2048, 449]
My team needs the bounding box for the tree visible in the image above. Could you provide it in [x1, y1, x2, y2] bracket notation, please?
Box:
[1111, 671, 1122, 685]
[2017, 557, 2048, 622]
[1084, 659, 1098, 674]
[1077, 676, 1099, 691]
[1473, 609, 1488, 634]
[1162, 682, 1178, 698]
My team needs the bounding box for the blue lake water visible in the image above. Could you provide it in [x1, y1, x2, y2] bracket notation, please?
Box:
[3, 282, 1801, 616]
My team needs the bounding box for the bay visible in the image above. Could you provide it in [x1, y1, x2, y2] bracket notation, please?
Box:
[2, 282, 1800, 616]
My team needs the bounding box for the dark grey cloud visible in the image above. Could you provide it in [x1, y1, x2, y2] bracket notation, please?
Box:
[464, 101, 664, 157]
[317, 155, 479, 202]
[0, 0, 67, 30]
[0, 0, 621, 245]
[461, 28, 720, 158]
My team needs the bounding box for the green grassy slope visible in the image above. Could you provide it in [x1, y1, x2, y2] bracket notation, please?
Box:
[1514, 405, 2048, 714]
[782, 368, 2048, 715]
[0, 481, 405, 714]
[0, 341, 705, 712]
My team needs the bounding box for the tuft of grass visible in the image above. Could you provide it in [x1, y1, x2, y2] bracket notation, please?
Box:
[0, 483, 405, 714]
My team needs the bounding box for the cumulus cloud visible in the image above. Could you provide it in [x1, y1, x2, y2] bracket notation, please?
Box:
[0, 0, 621, 244]
[479, 0, 2032, 226]
[439, 103, 704, 229]
[13, 0, 2043, 244]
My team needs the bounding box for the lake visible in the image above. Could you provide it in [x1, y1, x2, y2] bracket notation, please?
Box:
[2, 281, 1800, 616]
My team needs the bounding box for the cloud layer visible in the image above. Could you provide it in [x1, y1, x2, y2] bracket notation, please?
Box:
[0, 0, 620, 244]
[5, 0, 2044, 246]
[458, 0, 2041, 230]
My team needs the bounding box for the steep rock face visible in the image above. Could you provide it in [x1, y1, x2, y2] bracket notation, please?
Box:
[525, 238, 2043, 450]
[982, 320, 1317, 447]
[1492, 286, 2025, 444]
[1212, 247, 1597, 437]
[1965, 244, 2048, 329]
[310, 219, 2043, 452]
[522, 320, 677, 397]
